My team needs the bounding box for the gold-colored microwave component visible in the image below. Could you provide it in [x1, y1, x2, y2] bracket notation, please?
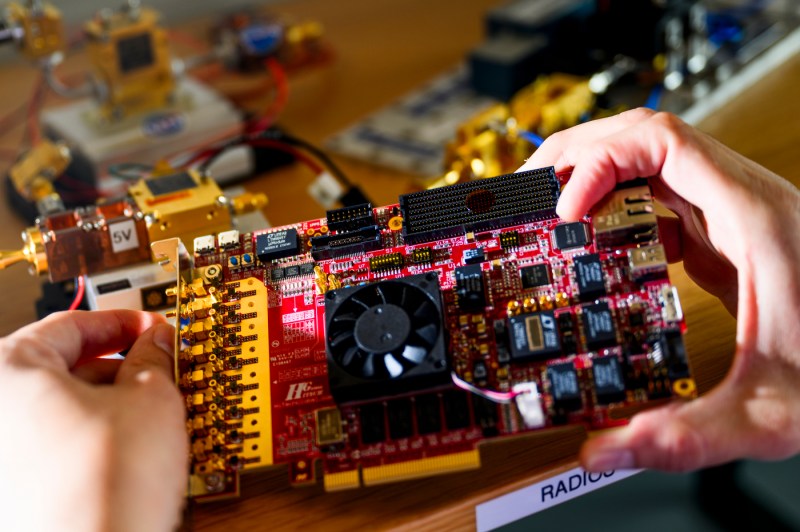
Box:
[83, 5, 174, 120]
[128, 170, 232, 255]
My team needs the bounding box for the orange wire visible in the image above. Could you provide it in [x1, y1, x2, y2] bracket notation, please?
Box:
[27, 75, 45, 145]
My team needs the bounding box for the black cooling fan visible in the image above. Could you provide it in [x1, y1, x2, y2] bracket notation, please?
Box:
[324, 272, 449, 403]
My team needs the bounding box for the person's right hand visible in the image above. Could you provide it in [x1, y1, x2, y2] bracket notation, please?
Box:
[521, 108, 800, 473]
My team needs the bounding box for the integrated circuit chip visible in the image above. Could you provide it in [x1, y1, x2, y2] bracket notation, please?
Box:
[573, 253, 606, 302]
[508, 311, 561, 362]
[455, 264, 486, 312]
[581, 302, 617, 351]
[256, 228, 301, 263]
[592, 356, 626, 404]
[520, 263, 551, 289]
[463, 247, 486, 264]
[271, 267, 285, 281]
[547, 362, 582, 411]
[360, 402, 386, 445]
[659, 329, 690, 380]
[315, 407, 344, 446]
[552, 222, 590, 250]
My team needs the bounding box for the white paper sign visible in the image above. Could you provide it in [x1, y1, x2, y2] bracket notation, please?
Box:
[476, 466, 641, 531]
[109, 220, 140, 253]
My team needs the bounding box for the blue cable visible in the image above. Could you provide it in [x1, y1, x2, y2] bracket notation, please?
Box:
[519, 130, 545, 148]
[644, 84, 663, 111]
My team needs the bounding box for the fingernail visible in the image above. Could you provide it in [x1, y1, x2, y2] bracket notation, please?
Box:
[153, 324, 175, 356]
[135, 370, 153, 384]
[585, 449, 636, 472]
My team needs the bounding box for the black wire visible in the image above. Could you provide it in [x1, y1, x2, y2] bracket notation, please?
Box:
[274, 132, 355, 188]
[197, 128, 355, 189]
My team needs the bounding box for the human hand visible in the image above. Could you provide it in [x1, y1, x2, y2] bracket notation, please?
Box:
[0, 310, 188, 532]
[521, 108, 800, 472]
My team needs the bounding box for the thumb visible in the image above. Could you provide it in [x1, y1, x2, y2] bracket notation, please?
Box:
[115, 323, 176, 385]
[580, 387, 745, 472]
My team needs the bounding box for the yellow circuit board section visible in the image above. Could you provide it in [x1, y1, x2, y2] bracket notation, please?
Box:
[179, 275, 273, 498]
[323, 450, 481, 491]
[361, 450, 481, 487]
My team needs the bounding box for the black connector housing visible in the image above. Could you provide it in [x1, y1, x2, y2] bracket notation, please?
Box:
[400, 167, 560, 244]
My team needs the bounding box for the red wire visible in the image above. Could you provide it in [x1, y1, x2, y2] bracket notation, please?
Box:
[68, 276, 86, 311]
[250, 57, 289, 132]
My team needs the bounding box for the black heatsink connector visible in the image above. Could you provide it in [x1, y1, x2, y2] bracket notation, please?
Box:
[399, 167, 560, 244]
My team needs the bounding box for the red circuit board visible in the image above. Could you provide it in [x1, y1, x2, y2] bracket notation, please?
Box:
[177, 168, 695, 500]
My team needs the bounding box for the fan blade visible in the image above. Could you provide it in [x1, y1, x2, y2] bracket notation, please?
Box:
[412, 300, 436, 322]
[400, 344, 426, 365]
[350, 295, 371, 311]
[399, 285, 409, 308]
[413, 323, 438, 346]
[376, 284, 387, 305]
[328, 329, 355, 349]
[340, 345, 360, 367]
[384, 353, 404, 378]
[362, 353, 376, 378]
[332, 312, 358, 325]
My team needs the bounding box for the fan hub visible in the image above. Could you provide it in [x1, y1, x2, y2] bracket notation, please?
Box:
[354, 303, 411, 354]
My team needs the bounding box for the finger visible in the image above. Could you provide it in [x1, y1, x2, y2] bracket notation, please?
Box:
[518, 108, 657, 172]
[71, 358, 123, 384]
[115, 323, 176, 385]
[656, 215, 683, 263]
[556, 113, 733, 221]
[580, 387, 747, 472]
[1, 310, 166, 372]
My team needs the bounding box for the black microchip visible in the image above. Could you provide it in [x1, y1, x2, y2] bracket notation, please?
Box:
[455, 264, 486, 312]
[463, 247, 486, 264]
[256, 228, 301, 263]
[557, 311, 575, 331]
[387, 398, 414, 440]
[144, 172, 197, 196]
[472, 396, 499, 437]
[561, 333, 578, 355]
[508, 310, 561, 362]
[359, 402, 386, 445]
[520, 263, 550, 289]
[443, 390, 471, 430]
[573, 253, 606, 302]
[285, 265, 300, 277]
[628, 311, 645, 327]
[117, 33, 155, 73]
[552, 222, 590, 250]
[299, 263, 315, 275]
[473, 360, 488, 380]
[592, 356, 626, 404]
[582, 302, 618, 351]
[660, 329, 690, 380]
[547, 362, 582, 411]
[414, 394, 442, 435]
[270, 267, 285, 281]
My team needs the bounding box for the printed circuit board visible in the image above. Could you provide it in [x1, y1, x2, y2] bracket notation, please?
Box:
[172, 167, 694, 500]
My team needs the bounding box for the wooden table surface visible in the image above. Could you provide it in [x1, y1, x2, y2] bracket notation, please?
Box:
[1, 0, 799, 530]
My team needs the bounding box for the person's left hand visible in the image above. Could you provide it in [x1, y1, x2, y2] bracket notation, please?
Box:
[0, 310, 188, 532]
